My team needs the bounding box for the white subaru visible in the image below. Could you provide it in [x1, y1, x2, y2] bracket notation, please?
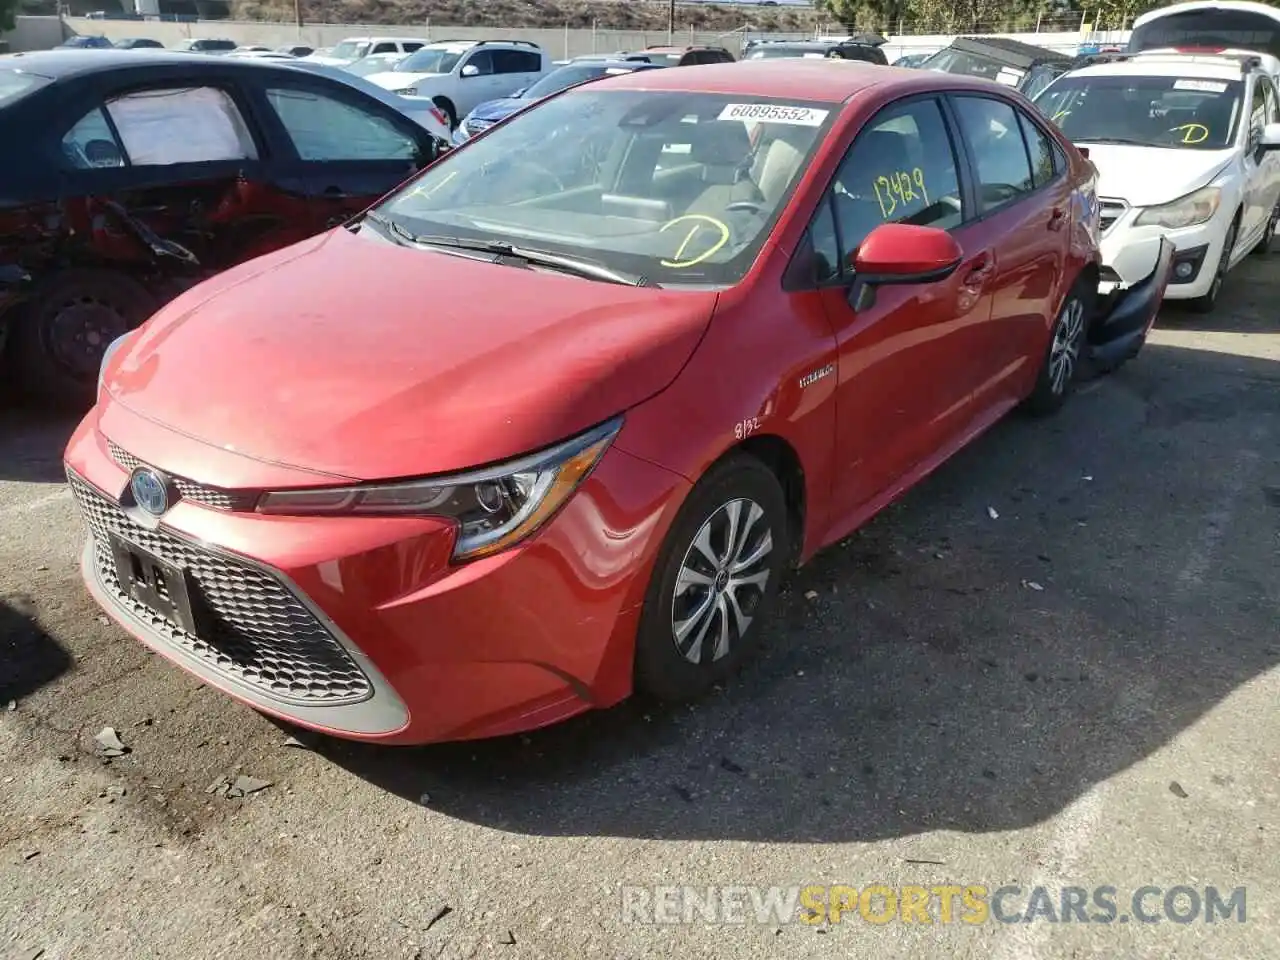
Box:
[1036, 51, 1280, 311]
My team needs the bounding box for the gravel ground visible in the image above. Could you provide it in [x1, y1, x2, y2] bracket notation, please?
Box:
[1, 260, 1278, 960]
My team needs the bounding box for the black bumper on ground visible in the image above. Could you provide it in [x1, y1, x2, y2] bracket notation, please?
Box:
[1087, 238, 1175, 372]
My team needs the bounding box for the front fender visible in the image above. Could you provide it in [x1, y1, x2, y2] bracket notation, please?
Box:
[1087, 237, 1174, 372]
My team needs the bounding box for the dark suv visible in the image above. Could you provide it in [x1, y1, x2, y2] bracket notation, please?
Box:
[636, 45, 736, 66]
[743, 36, 889, 65]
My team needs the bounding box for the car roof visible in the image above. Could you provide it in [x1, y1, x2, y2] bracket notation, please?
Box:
[0, 48, 329, 79]
[581, 58, 995, 102]
[1066, 53, 1254, 79]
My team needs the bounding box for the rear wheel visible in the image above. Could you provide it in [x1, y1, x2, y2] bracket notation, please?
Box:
[10, 268, 156, 409]
[432, 97, 458, 130]
[1023, 278, 1093, 417]
[634, 455, 790, 702]
[1189, 216, 1239, 314]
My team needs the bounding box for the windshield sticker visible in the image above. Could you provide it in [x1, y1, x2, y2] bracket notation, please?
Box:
[873, 169, 929, 220]
[718, 103, 830, 126]
[659, 214, 731, 268]
[995, 68, 1023, 86]
[1173, 122, 1209, 144]
[1173, 79, 1229, 93]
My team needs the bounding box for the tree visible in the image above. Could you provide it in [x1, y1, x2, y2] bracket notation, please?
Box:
[1, 0, 18, 33]
[816, 0, 909, 32]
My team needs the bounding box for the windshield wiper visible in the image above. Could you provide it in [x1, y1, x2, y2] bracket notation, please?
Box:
[413, 235, 657, 287]
[355, 209, 419, 246]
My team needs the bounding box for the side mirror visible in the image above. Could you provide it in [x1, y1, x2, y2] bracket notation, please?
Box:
[461, 64, 479, 77]
[847, 223, 963, 310]
[1260, 121, 1280, 151]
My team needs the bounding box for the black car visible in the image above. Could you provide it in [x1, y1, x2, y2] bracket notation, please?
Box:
[114, 38, 165, 50]
[0, 50, 447, 405]
[744, 35, 889, 65]
[918, 36, 1073, 98]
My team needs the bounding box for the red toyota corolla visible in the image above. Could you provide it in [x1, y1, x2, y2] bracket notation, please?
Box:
[65, 61, 1173, 744]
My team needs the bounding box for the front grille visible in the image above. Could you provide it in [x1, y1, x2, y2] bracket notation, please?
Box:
[70, 472, 373, 706]
[1099, 199, 1127, 235]
[108, 441, 258, 512]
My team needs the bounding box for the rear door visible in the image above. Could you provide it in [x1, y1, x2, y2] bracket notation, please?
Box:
[492, 48, 546, 97]
[251, 74, 436, 230]
[947, 93, 1071, 407]
[56, 75, 312, 274]
[810, 95, 995, 519]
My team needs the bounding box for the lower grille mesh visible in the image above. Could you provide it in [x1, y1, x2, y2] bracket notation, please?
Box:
[70, 471, 372, 706]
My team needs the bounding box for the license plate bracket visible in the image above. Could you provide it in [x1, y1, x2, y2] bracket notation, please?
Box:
[109, 535, 199, 635]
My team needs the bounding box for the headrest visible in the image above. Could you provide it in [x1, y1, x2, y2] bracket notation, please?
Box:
[688, 120, 753, 166]
[858, 129, 911, 172]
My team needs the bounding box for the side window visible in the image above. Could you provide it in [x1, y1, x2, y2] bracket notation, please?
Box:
[370, 42, 396, 54]
[810, 196, 840, 283]
[463, 50, 495, 76]
[265, 86, 417, 161]
[61, 106, 126, 169]
[1017, 111, 1056, 188]
[103, 87, 258, 166]
[1263, 77, 1279, 124]
[1250, 78, 1269, 139]
[401, 42, 425, 53]
[494, 49, 542, 74]
[952, 95, 1035, 214]
[827, 98, 964, 268]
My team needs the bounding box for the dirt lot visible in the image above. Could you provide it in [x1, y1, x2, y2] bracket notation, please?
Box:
[2, 260, 1278, 960]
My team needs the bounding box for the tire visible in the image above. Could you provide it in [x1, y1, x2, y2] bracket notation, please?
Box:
[1023, 277, 1094, 417]
[633, 455, 791, 702]
[433, 97, 458, 130]
[1251, 200, 1279, 256]
[10, 268, 156, 409]
[1189, 216, 1239, 314]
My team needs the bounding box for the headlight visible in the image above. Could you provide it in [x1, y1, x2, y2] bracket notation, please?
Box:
[1133, 185, 1222, 230]
[98, 331, 132, 396]
[395, 86, 417, 96]
[257, 418, 622, 561]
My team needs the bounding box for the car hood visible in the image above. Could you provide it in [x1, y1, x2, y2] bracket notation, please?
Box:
[469, 97, 525, 123]
[367, 70, 444, 88]
[1079, 143, 1236, 207]
[103, 227, 718, 481]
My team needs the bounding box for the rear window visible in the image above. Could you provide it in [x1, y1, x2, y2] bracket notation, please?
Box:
[1130, 9, 1280, 60]
[0, 70, 52, 109]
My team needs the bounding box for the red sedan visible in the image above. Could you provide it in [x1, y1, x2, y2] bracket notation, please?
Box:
[65, 61, 1173, 744]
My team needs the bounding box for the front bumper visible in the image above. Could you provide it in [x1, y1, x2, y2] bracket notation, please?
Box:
[1089, 237, 1175, 371]
[1099, 203, 1229, 300]
[65, 407, 690, 744]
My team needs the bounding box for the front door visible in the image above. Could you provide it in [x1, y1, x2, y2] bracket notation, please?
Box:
[813, 96, 996, 521]
[254, 79, 433, 230]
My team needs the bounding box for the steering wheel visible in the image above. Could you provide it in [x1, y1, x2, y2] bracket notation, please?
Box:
[725, 200, 764, 215]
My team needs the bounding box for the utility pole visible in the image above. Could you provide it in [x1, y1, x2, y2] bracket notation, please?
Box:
[668, 0, 675, 45]
[294, 0, 303, 30]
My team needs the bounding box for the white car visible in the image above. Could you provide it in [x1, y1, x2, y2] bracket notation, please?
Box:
[366, 39, 550, 129]
[285, 59, 453, 142]
[1036, 51, 1280, 312]
[303, 36, 429, 67]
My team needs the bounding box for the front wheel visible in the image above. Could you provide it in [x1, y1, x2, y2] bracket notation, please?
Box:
[1023, 279, 1093, 416]
[634, 455, 790, 702]
[1251, 200, 1279, 256]
[1189, 217, 1238, 314]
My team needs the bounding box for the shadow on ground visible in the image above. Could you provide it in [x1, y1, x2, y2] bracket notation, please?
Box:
[0, 406, 80, 483]
[0, 597, 73, 705]
[311, 339, 1280, 843]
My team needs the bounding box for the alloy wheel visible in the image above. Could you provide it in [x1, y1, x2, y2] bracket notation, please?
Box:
[1049, 296, 1085, 395]
[671, 497, 774, 665]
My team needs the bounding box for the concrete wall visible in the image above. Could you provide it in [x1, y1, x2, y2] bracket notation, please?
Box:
[17, 15, 1133, 60]
[3, 16, 66, 52]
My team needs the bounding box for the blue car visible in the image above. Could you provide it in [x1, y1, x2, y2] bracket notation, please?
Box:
[453, 59, 662, 143]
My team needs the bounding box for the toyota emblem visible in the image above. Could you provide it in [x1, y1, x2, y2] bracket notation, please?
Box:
[130, 467, 169, 516]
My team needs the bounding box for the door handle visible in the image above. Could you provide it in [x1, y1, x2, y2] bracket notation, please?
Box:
[1047, 207, 1067, 231]
[962, 254, 994, 286]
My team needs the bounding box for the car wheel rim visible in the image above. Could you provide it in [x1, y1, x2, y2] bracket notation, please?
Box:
[1049, 296, 1084, 395]
[671, 497, 773, 665]
[46, 296, 129, 378]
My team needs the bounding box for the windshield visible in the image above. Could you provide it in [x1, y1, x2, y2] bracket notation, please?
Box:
[374, 90, 834, 286]
[346, 55, 403, 76]
[396, 47, 464, 73]
[1129, 9, 1280, 60]
[0, 69, 53, 107]
[331, 41, 371, 60]
[523, 64, 632, 98]
[1036, 74, 1243, 149]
